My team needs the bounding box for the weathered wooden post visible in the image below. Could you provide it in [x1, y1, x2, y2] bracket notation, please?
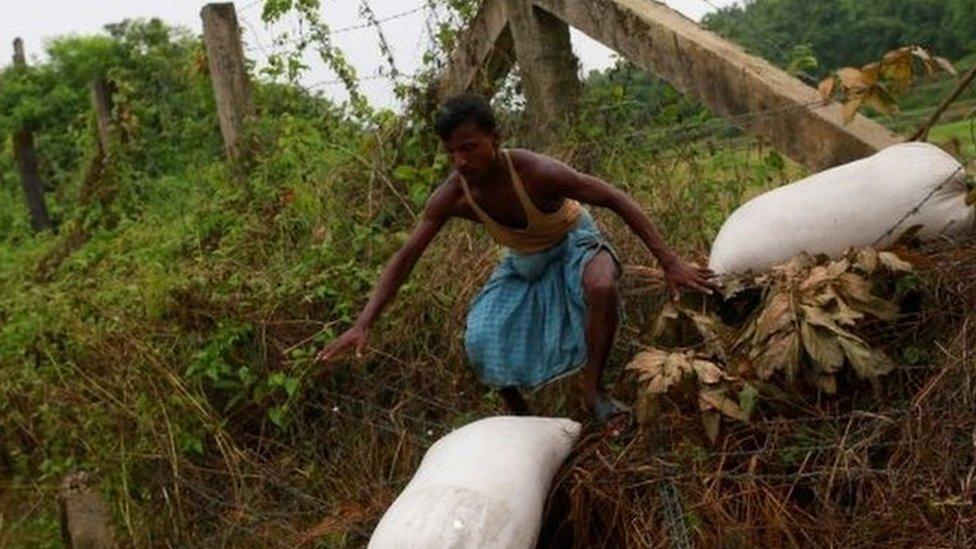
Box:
[200, 3, 253, 161]
[89, 79, 114, 156]
[505, 0, 581, 138]
[11, 38, 53, 232]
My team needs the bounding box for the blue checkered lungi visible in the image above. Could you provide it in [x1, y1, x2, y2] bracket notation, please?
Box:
[464, 211, 619, 389]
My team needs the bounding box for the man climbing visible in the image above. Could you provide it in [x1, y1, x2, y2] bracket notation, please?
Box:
[316, 94, 718, 430]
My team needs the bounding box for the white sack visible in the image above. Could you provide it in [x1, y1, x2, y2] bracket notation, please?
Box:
[709, 142, 974, 275]
[368, 416, 581, 549]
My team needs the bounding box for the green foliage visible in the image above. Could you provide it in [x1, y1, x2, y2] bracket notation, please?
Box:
[786, 43, 819, 77]
[577, 60, 712, 142]
[703, 0, 976, 78]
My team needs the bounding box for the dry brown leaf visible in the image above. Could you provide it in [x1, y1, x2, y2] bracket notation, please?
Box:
[853, 248, 879, 273]
[834, 274, 899, 320]
[753, 331, 800, 380]
[699, 389, 748, 422]
[800, 305, 839, 330]
[628, 349, 696, 394]
[801, 321, 845, 373]
[733, 320, 756, 352]
[812, 287, 864, 326]
[701, 410, 721, 444]
[692, 359, 730, 385]
[838, 67, 871, 89]
[909, 45, 932, 63]
[685, 308, 728, 360]
[842, 96, 864, 123]
[878, 251, 913, 273]
[933, 56, 958, 76]
[650, 302, 681, 341]
[627, 349, 668, 378]
[881, 53, 914, 93]
[799, 265, 832, 292]
[860, 62, 881, 83]
[826, 258, 851, 279]
[839, 337, 895, 378]
[754, 292, 794, 343]
[835, 272, 876, 303]
[775, 252, 816, 278]
[860, 297, 898, 321]
[830, 296, 865, 327]
[883, 46, 912, 64]
[818, 76, 836, 101]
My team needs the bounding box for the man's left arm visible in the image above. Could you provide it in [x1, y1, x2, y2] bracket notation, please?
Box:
[540, 157, 719, 297]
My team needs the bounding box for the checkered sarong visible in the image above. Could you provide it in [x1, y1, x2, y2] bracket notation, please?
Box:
[465, 211, 619, 388]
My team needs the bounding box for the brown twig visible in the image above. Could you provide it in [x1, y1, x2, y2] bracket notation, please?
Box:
[910, 63, 976, 142]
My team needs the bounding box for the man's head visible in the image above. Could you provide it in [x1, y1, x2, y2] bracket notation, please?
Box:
[435, 94, 500, 181]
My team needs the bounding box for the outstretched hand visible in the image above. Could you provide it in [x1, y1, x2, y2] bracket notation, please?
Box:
[663, 259, 720, 301]
[315, 324, 369, 369]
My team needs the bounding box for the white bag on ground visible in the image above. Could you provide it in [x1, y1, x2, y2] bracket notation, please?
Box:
[368, 416, 581, 549]
[709, 142, 974, 275]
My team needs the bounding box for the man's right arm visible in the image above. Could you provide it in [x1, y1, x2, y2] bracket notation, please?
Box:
[315, 181, 457, 364]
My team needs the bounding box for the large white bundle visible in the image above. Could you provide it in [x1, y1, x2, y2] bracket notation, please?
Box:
[709, 142, 974, 275]
[368, 416, 581, 549]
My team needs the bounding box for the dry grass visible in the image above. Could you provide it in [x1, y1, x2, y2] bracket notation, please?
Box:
[540, 238, 976, 548]
[140, 239, 976, 549]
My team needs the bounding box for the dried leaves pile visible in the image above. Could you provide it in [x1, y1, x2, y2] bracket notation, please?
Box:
[627, 248, 914, 441]
[817, 45, 957, 123]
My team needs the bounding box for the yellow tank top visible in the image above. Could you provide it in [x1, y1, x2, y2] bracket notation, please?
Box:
[460, 150, 582, 254]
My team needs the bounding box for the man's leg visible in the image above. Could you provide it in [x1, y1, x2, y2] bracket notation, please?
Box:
[499, 387, 530, 416]
[580, 250, 623, 419]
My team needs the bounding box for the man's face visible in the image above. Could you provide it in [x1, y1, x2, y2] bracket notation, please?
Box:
[442, 121, 499, 182]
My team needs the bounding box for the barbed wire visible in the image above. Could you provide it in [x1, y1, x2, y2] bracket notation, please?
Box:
[252, 3, 429, 54]
[872, 153, 975, 247]
[561, 98, 827, 151]
[304, 71, 415, 90]
[239, 13, 269, 56]
[238, 0, 264, 13]
[332, 5, 428, 35]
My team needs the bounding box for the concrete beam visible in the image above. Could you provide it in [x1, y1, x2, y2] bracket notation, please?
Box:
[435, 0, 514, 100]
[505, 0, 581, 136]
[529, 0, 901, 170]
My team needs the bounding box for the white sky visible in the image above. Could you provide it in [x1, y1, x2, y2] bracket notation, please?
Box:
[0, 0, 741, 109]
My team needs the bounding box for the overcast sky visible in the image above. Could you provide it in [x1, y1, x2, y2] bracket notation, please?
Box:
[1, 0, 741, 108]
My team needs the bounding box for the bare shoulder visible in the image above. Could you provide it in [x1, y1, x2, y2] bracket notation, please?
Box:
[424, 174, 468, 220]
[507, 148, 581, 188]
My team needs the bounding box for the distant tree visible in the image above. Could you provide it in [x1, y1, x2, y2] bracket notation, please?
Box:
[703, 0, 976, 77]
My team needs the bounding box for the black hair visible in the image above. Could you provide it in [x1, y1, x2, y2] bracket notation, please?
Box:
[433, 93, 497, 140]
